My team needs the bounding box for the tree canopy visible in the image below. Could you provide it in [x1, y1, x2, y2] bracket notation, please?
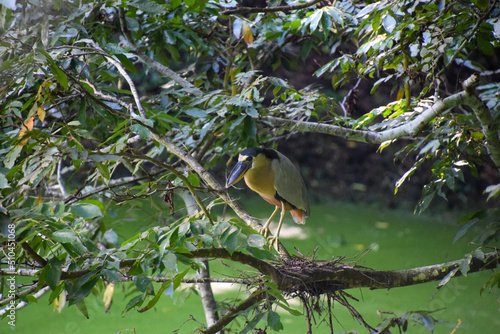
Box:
[1, 0, 500, 333]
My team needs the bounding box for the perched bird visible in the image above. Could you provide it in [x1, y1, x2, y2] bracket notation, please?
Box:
[226, 147, 310, 246]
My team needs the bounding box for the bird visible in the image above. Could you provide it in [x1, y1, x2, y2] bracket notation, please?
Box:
[226, 147, 310, 247]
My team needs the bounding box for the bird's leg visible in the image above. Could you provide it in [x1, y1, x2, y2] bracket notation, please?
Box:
[269, 202, 286, 248]
[260, 206, 280, 238]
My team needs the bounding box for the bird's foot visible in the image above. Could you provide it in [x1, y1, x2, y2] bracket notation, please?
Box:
[259, 226, 271, 238]
[268, 235, 279, 249]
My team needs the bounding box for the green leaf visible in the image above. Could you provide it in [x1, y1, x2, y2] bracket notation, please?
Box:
[437, 267, 459, 289]
[184, 108, 207, 118]
[274, 301, 302, 316]
[4, 145, 23, 169]
[187, 172, 200, 187]
[48, 282, 66, 304]
[72, 203, 103, 219]
[162, 251, 178, 271]
[308, 10, 323, 32]
[45, 258, 63, 290]
[474, 0, 489, 9]
[68, 273, 99, 305]
[130, 124, 151, 139]
[51, 230, 77, 243]
[37, 48, 68, 89]
[267, 311, 283, 331]
[76, 299, 89, 319]
[133, 274, 152, 292]
[300, 38, 313, 61]
[247, 234, 266, 249]
[453, 219, 478, 243]
[0, 173, 9, 189]
[130, 0, 167, 13]
[477, 35, 494, 56]
[138, 281, 171, 313]
[95, 162, 111, 181]
[125, 294, 144, 312]
[101, 269, 122, 284]
[115, 54, 138, 75]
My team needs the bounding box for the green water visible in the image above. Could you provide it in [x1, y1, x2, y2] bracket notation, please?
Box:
[4, 200, 499, 333]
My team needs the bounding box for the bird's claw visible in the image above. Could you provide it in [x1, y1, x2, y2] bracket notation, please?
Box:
[268, 235, 278, 248]
[259, 226, 270, 238]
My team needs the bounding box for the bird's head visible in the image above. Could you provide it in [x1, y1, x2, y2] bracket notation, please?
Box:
[226, 147, 271, 187]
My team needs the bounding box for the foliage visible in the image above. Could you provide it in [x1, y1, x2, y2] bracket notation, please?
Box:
[1, 0, 499, 333]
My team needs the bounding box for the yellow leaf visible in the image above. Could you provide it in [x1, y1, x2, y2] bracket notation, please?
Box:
[103, 283, 115, 312]
[54, 290, 66, 313]
[242, 21, 253, 46]
[35, 194, 43, 205]
[37, 104, 46, 122]
[18, 116, 34, 146]
[396, 88, 405, 101]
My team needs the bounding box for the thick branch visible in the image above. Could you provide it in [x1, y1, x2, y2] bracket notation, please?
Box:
[263, 80, 499, 169]
[281, 251, 500, 291]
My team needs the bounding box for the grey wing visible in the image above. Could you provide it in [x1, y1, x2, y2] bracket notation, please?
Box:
[272, 151, 310, 217]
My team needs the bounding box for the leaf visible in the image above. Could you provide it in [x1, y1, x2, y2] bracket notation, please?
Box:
[125, 294, 145, 312]
[51, 230, 77, 243]
[474, 0, 489, 9]
[95, 162, 111, 182]
[130, 124, 151, 139]
[18, 115, 34, 146]
[71, 203, 103, 219]
[233, 18, 242, 39]
[242, 21, 253, 46]
[37, 48, 68, 89]
[45, 258, 63, 290]
[133, 274, 152, 292]
[300, 38, 313, 61]
[76, 299, 89, 319]
[115, 54, 137, 75]
[130, 0, 167, 13]
[187, 172, 200, 187]
[3, 145, 23, 169]
[247, 234, 266, 249]
[267, 311, 283, 331]
[54, 289, 66, 313]
[0, 0, 16, 10]
[459, 254, 472, 277]
[453, 219, 478, 243]
[68, 274, 99, 305]
[162, 251, 178, 271]
[138, 281, 171, 313]
[183, 108, 207, 118]
[103, 229, 119, 245]
[308, 10, 323, 32]
[437, 267, 459, 289]
[484, 183, 500, 201]
[382, 15, 396, 33]
[103, 283, 114, 312]
[420, 313, 435, 332]
[0, 173, 10, 189]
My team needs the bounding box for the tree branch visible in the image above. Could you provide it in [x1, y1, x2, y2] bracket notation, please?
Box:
[21, 242, 47, 267]
[462, 75, 500, 170]
[201, 291, 267, 334]
[261, 80, 496, 151]
[221, 0, 323, 16]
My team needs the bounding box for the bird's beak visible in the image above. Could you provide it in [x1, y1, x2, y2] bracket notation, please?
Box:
[226, 160, 251, 187]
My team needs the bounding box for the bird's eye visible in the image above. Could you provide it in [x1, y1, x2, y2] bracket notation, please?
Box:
[245, 157, 252, 162]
